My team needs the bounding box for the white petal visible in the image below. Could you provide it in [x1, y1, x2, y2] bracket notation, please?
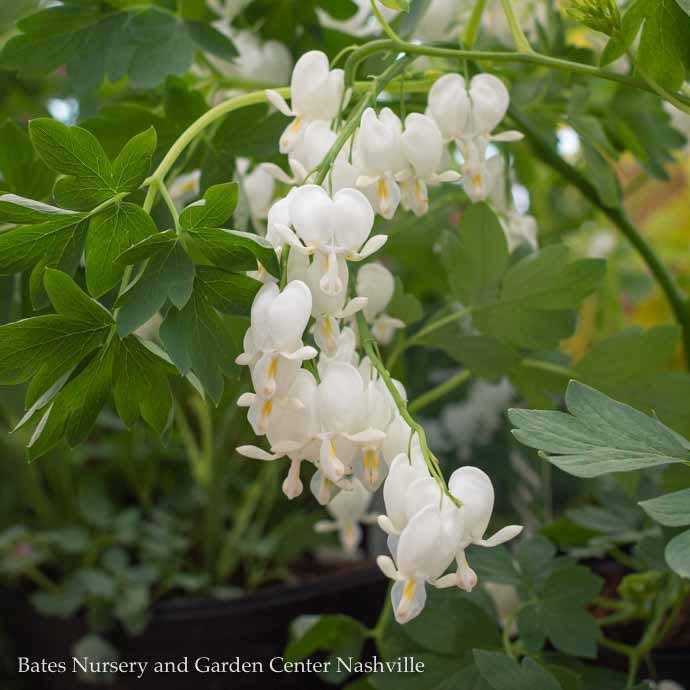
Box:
[427, 73, 469, 141]
[391, 577, 427, 624]
[332, 187, 375, 252]
[477, 525, 524, 547]
[377, 555, 401, 581]
[266, 89, 294, 117]
[268, 280, 313, 350]
[356, 262, 395, 321]
[490, 130, 524, 142]
[261, 162, 296, 185]
[449, 466, 495, 543]
[401, 113, 443, 180]
[349, 234, 388, 261]
[237, 445, 280, 461]
[289, 184, 333, 246]
[469, 74, 510, 136]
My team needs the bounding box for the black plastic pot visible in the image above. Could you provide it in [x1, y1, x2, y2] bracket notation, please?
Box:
[5, 562, 387, 690]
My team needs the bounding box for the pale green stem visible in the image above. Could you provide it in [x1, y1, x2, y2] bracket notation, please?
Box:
[408, 369, 471, 414]
[370, 0, 403, 42]
[343, 40, 690, 109]
[464, 0, 488, 48]
[386, 306, 472, 370]
[499, 0, 533, 53]
[356, 312, 458, 504]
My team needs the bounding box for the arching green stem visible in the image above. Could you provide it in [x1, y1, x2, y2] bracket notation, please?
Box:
[344, 39, 690, 109]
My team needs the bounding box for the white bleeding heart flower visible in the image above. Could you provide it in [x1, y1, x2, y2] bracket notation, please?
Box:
[318, 0, 398, 36]
[314, 479, 377, 554]
[427, 73, 513, 141]
[378, 453, 431, 539]
[267, 51, 345, 153]
[348, 376, 397, 491]
[399, 113, 460, 216]
[483, 155, 539, 251]
[168, 170, 201, 210]
[210, 25, 293, 85]
[354, 107, 408, 219]
[381, 414, 414, 466]
[441, 466, 523, 591]
[262, 120, 338, 186]
[236, 158, 275, 224]
[276, 185, 385, 297]
[237, 370, 320, 499]
[235, 281, 317, 409]
[427, 73, 523, 202]
[377, 499, 461, 624]
[356, 262, 405, 346]
[414, 0, 460, 41]
[317, 326, 360, 378]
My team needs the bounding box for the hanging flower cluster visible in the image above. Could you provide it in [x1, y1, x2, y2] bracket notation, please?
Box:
[233, 50, 524, 624]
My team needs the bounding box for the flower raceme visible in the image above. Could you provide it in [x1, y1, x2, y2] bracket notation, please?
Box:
[231, 57, 526, 617]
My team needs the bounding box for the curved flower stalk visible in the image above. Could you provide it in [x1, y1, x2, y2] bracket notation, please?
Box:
[427, 73, 523, 202]
[266, 51, 345, 153]
[208, 25, 293, 86]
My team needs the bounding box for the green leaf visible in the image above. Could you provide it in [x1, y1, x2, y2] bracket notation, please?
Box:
[185, 227, 280, 277]
[27, 344, 115, 460]
[665, 528, 690, 578]
[0, 0, 40, 32]
[466, 545, 522, 586]
[474, 246, 604, 350]
[401, 588, 501, 657]
[159, 287, 237, 403]
[371, 653, 485, 690]
[0, 195, 80, 227]
[111, 128, 157, 193]
[179, 182, 238, 230]
[509, 381, 690, 478]
[117, 229, 177, 265]
[0, 120, 54, 199]
[442, 203, 508, 306]
[201, 104, 288, 188]
[639, 488, 690, 526]
[85, 203, 157, 297]
[285, 615, 366, 680]
[196, 266, 261, 314]
[602, 0, 690, 91]
[43, 269, 112, 326]
[29, 119, 113, 184]
[0, 315, 108, 388]
[379, 0, 410, 10]
[0, 214, 87, 276]
[575, 326, 679, 392]
[529, 565, 603, 657]
[113, 336, 173, 433]
[185, 20, 237, 60]
[116, 240, 195, 336]
[474, 651, 561, 690]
